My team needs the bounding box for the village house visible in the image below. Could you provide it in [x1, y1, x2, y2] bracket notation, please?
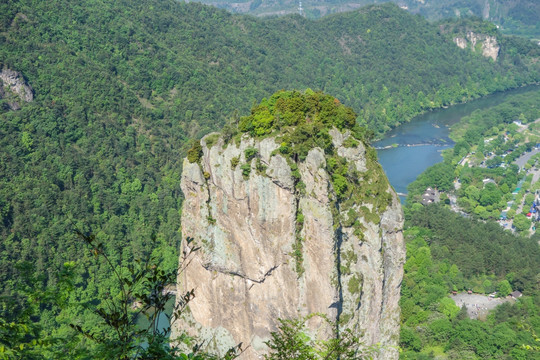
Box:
[511, 290, 523, 299]
[421, 187, 439, 205]
[482, 178, 496, 186]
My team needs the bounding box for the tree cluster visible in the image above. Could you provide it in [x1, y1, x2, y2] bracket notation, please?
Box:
[399, 222, 540, 359]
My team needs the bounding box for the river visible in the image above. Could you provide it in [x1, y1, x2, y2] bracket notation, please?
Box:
[374, 85, 540, 200]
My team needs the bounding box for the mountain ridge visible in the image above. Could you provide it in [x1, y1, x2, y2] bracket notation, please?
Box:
[196, 0, 540, 38]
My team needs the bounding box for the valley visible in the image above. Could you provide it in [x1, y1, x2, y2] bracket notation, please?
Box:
[0, 0, 539, 359]
[375, 84, 540, 198]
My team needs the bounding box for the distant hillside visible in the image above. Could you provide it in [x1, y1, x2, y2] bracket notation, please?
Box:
[198, 0, 540, 39]
[2, 1, 538, 133]
[408, 0, 540, 39]
[0, 0, 539, 311]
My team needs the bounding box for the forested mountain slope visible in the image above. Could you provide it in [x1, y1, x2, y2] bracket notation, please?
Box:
[404, 0, 540, 39]
[0, 0, 539, 318]
[2, 1, 539, 134]
[200, 0, 540, 39]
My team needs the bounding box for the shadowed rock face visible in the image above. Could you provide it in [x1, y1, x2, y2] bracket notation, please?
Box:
[175, 130, 404, 359]
[0, 69, 33, 110]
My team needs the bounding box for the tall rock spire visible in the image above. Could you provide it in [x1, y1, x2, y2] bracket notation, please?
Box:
[174, 90, 405, 359]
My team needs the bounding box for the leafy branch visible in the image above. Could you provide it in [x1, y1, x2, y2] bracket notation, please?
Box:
[72, 231, 227, 359]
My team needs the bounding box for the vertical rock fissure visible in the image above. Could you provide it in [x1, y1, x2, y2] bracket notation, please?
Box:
[202, 164, 215, 227]
[293, 192, 304, 278]
[334, 221, 345, 335]
[291, 152, 306, 278]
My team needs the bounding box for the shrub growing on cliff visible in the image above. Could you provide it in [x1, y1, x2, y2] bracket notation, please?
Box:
[240, 163, 251, 179]
[264, 314, 375, 359]
[244, 147, 258, 161]
[230, 156, 240, 169]
[187, 141, 203, 163]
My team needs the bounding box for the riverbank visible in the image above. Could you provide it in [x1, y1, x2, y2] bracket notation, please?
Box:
[376, 84, 540, 199]
[372, 84, 540, 143]
[398, 88, 540, 229]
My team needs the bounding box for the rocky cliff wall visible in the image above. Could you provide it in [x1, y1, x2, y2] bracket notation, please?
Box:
[453, 31, 500, 61]
[0, 68, 33, 110]
[174, 126, 405, 359]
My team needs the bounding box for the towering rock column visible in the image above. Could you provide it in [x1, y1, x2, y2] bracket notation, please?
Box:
[174, 90, 405, 359]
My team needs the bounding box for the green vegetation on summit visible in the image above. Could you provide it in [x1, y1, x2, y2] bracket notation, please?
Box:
[238, 90, 357, 137]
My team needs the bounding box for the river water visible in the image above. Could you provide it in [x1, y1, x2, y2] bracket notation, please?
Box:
[374, 85, 540, 199]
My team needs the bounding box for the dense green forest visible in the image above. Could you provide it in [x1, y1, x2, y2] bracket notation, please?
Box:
[196, 0, 540, 38]
[399, 213, 540, 359]
[2, 1, 539, 136]
[1, 0, 540, 357]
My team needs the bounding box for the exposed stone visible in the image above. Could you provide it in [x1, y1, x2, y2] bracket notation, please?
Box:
[330, 128, 368, 172]
[453, 32, 500, 61]
[454, 37, 468, 50]
[480, 35, 500, 61]
[174, 130, 404, 359]
[0, 68, 33, 110]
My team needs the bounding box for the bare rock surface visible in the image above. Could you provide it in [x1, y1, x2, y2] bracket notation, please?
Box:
[0, 68, 33, 110]
[175, 130, 405, 359]
[453, 32, 500, 61]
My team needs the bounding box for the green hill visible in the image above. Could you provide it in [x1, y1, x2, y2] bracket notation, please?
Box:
[199, 0, 540, 39]
[0, 0, 539, 329]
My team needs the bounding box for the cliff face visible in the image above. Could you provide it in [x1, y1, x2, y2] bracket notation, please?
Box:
[174, 91, 405, 359]
[453, 32, 500, 61]
[0, 69, 33, 110]
[176, 135, 405, 358]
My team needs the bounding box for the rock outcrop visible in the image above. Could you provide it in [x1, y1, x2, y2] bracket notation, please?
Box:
[453, 32, 500, 61]
[174, 91, 405, 359]
[0, 68, 33, 110]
